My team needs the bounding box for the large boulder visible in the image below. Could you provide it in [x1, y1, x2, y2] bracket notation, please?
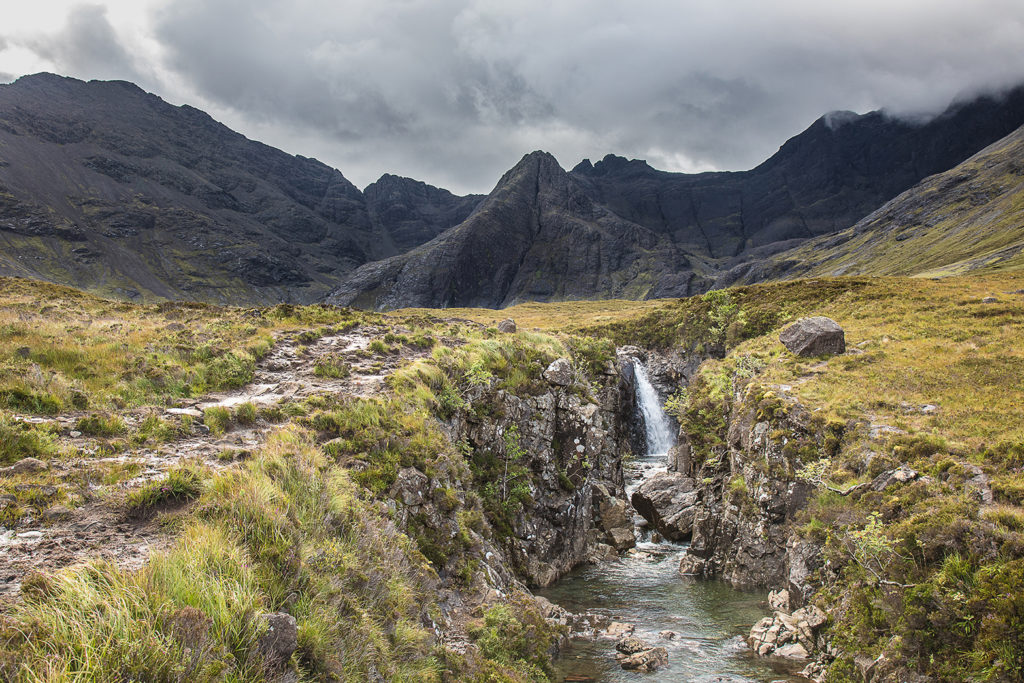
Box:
[630, 472, 699, 541]
[497, 318, 517, 333]
[594, 484, 636, 551]
[779, 317, 845, 357]
[666, 437, 691, 474]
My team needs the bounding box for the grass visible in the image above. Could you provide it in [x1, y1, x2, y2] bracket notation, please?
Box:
[5, 270, 1024, 681]
[0, 426, 550, 681]
[312, 354, 350, 378]
[75, 413, 126, 437]
[0, 415, 60, 464]
[202, 406, 231, 436]
[663, 271, 1024, 681]
[125, 465, 206, 515]
[0, 277, 377, 413]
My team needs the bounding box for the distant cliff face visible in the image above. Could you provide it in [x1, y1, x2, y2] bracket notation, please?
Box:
[329, 86, 1024, 310]
[0, 74, 479, 303]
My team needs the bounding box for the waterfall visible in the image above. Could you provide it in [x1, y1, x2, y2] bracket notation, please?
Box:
[633, 360, 675, 456]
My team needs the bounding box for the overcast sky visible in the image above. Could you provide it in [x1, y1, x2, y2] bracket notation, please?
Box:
[2, 1, 1024, 194]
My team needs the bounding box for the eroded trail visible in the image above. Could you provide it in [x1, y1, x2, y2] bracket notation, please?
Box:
[0, 324, 433, 601]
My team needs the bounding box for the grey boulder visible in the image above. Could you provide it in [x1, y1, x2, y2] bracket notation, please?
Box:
[779, 317, 846, 357]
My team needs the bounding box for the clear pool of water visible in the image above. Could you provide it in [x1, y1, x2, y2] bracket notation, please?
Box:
[538, 542, 803, 682]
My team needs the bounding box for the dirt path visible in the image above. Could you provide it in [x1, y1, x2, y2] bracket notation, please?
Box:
[0, 324, 433, 602]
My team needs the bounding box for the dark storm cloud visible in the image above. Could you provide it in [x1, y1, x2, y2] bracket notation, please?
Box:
[6, 1, 1024, 193]
[147, 0, 1024, 193]
[27, 4, 147, 85]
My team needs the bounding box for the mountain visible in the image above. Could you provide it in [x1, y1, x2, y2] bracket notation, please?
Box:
[327, 151, 701, 309]
[716, 122, 1024, 284]
[4, 73, 1024, 309]
[0, 73, 479, 303]
[330, 86, 1024, 309]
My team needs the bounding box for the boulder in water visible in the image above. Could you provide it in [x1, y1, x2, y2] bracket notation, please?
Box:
[630, 472, 698, 541]
[593, 484, 636, 551]
[619, 646, 668, 672]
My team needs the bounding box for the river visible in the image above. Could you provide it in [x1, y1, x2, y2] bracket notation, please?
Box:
[537, 360, 801, 682]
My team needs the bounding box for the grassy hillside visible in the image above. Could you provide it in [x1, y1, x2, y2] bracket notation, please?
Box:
[2, 273, 1023, 680]
[753, 124, 1024, 281]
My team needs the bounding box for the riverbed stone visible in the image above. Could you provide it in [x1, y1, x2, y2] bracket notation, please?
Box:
[594, 484, 636, 551]
[631, 472, 698, 541]
[619, 646, 668, 672]
[606, 621, 635, 637]
[769, 589, 791, 613]
[615, 636, 650, 655]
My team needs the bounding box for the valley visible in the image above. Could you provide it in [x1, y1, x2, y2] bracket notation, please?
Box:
[0, 271, 1021, 681]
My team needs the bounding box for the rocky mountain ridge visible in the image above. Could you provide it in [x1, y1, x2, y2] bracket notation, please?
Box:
[0, 73, 481, 303]
[332, 85, 1024, 309]
[4, 73, 1024, 308]
[719, 119, 1024, 283]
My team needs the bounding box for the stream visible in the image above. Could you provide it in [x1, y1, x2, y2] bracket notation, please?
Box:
[538, 361, 801, 682]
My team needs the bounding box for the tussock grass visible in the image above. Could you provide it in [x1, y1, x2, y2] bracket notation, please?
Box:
[74, 413, 126, 437]
[0, 415, 60, 464]
[1, 426, 448, 680]
[202, 406, 231, 436]
[126, 465, 206, 515]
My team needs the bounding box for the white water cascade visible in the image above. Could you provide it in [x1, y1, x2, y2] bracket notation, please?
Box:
[632, 360, 675, 457]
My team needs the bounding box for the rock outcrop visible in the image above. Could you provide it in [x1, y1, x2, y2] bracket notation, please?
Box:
[674, 384, 820, 591]
[388, 352, 636, 588]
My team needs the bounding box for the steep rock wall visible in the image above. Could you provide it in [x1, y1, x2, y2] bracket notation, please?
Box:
[675, 383, 827, 604]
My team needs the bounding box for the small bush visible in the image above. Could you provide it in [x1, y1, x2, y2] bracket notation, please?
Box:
[234, 402, 257, 425]
[203, 406, 231, 435]
[126, 465, 204, 514]
[75, 414, 126, 437]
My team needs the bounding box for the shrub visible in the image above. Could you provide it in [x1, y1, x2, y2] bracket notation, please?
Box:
[75, 413, 126, 437]
[126, 465, 204, 514]
[203, 406, 231, 435]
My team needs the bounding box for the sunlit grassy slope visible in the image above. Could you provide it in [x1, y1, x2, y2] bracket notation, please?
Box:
[402, 272, 1024, 451]
[395, 298, 668, 332]
[758, 124, 1024, 280]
